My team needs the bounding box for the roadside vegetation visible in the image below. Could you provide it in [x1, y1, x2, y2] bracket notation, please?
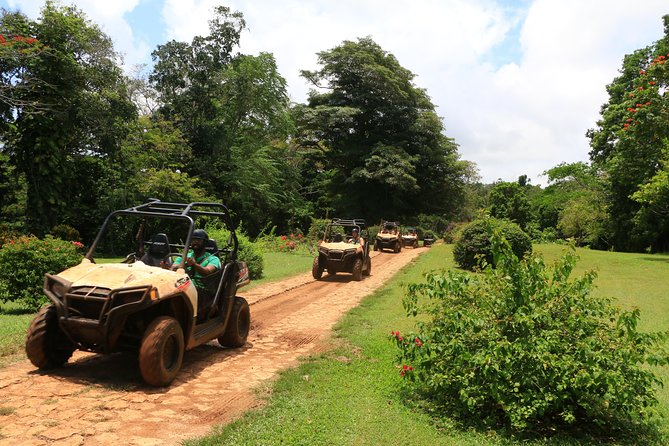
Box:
[185, 243, 669, 446]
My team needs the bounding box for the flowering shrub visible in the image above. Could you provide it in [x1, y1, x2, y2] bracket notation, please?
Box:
[0, 236, 83, 310]
[256, 228, 309, 253]
[393, 233, 668, 434]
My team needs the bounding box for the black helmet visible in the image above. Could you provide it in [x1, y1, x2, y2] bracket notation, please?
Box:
[352, 228, 359, 233]
[192, 229, 209, 240]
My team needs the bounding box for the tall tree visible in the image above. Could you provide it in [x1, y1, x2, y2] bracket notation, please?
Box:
[150, 7, 301, 234]
[587, 15, 669, 251]
[296, 37, 466, 222]
[0, 2, 136, 235]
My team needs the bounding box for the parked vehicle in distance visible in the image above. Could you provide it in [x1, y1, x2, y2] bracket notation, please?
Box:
[313, 219, 371, 281]
[374, 220, 402, 253]
[401, 227, 419, 249]
[25, 200, 251, 387]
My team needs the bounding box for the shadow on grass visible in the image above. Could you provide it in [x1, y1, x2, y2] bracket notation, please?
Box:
[397, 387, 666, 446]
[0, 304, 35, 316]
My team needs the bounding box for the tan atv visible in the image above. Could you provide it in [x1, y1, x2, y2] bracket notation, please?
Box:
[401, 227, 419, 249]
[374, 220, 402, 253]
[312, 219, 371, 281]
[25, 201, 251, 387]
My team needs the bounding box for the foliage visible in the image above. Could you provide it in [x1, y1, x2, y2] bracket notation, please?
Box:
[150, 8, 302, 236]
[488, 181, 533, 230]
[0, 236, 83, 310]
[453, 217, 531, 270]
[0, 2, 136, 236]
[48, 224, 80, 242]
[396, 235, 669, 434]
[206, 226, 263, 280]
[557, 196, 608, 247]
[295, 37, 466, 222]
[587, 15, 669, 252]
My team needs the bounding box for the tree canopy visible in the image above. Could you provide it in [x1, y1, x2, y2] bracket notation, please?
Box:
[295, 37, 467, 223]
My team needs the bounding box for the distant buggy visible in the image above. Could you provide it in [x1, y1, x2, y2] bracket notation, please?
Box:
[374, 220, 402, 253]
[25, 200, 251, 387]
[312, 219, 371, 281]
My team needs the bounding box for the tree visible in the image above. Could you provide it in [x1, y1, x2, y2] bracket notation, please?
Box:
[296, 37, 466, 222]
[587, 15, 669, 251]
[150, 7, 302, 234]
[0, 2, 136, 235]
[533, 162, 609, 246]
[488, 181, 532, 230]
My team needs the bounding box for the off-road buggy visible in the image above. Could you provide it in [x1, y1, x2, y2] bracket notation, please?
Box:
[423, 232, 436, 247]
[374, 220, 402, 253]
[25, 200, 251, 387]
[312, 219, 371, 281]
[401, 227, 419, 249]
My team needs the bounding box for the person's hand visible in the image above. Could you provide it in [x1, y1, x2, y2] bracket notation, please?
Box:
[186, 257, 196, 267]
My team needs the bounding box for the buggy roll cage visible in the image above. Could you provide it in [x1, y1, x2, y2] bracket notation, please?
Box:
[86, 200, 239, 263]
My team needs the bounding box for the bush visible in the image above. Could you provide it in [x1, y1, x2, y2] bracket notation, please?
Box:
[49, 224, 81, 242]
[0, 236, 83, 310]
[453, 217, 531, 270]
[393, 234, 668, 434]
[207, 227, 264, 280]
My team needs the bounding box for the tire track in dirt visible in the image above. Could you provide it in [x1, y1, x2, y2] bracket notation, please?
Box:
[0, 247, 427, 446]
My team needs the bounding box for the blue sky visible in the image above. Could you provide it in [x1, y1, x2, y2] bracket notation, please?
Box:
[2, 0, 668, 184]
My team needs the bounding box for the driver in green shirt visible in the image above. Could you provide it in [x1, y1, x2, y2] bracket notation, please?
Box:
[173, 229, 221, 321]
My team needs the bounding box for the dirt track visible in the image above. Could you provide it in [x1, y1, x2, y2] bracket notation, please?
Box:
[0, 248, 426, 445]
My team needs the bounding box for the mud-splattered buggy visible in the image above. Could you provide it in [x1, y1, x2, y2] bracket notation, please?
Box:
[25, 200, 251, 387]
[312, 219, 371, 281]
[423, 233, 436, 247]
[401, 227, 419, 249]
[374, 220, 402, 253]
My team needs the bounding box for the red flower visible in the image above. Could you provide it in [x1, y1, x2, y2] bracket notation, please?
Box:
[624, 123, 630, 128]
[646, 101, 651, 105]
[400, 370, 405, 377]
[636, 104, 643, 108]
[298, 234, 303, 239]
[649, 81, 656, 85]
[637, 86, 644, 91]
[403, 365, 409, 370]
[414, 337, 423, 347]
[640, 70, 646, 75]
[0, 35, 5, 45]
[628, 93, 634, 98]
[280, 235, 286, 240]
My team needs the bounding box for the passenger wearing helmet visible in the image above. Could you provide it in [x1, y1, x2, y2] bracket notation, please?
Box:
[173, 229, 221, 321]
[349, 228, 363, 245]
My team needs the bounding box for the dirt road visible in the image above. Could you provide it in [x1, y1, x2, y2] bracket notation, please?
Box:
[0, 247, 426, 445]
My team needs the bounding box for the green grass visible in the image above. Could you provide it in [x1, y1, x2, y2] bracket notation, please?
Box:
[186, 243, 669, 446]
[0, 301, 34, 367]
[246, 251, 314, 289]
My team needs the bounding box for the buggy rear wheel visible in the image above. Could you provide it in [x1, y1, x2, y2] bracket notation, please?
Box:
[139, 316, 184, 387]
[363, 257, 371, 276]
[25, 305, 75, 369]
[218, 297, 250, 348]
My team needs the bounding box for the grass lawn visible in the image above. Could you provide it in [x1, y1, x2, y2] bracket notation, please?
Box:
[246, 251, 314, 289]
[185, 243, 669, 446]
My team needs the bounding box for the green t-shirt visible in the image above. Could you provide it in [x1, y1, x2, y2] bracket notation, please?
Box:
[174, 251, 221, 289]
